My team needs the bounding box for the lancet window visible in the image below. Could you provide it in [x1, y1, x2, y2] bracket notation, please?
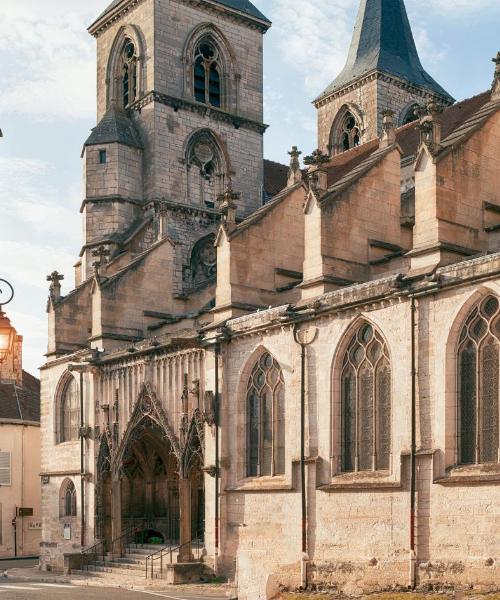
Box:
[122, 39, 138, 108]
[247, 353, 285, 477]
[341, 323, 391, 472]
[458, 295, 500, 465]
[60, 479, 77, 517]
[193, 40, 221, 108]
[340, 111, 361, 151]
[60, 377, 79, 443]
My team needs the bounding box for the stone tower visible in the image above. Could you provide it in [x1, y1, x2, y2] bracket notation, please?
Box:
[79, 0, 270, 288]
[315, 0, 454, 155]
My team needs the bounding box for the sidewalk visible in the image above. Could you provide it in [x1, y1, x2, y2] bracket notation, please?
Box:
[2, 565, 236, 598]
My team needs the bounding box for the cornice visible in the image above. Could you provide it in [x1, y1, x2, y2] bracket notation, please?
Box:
[89, 0, 270, 38]
[314, 70, 454, 110]
[130, 91, 268, 134]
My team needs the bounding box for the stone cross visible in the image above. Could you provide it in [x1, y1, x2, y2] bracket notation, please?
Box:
[287, 146, 303, 186]
[92, 245, 111, 277]
[491, 52, 500, 101]
[303, 148, 329, 166]
[46, 271, 64, 302]
[218, 182, 240, 229]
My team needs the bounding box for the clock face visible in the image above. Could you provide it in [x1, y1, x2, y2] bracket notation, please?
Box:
[0, 279, 14, 307]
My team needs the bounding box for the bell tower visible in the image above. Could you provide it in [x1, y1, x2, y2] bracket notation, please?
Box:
[79, 0, 270, 286]
[314, 0, 454, 156]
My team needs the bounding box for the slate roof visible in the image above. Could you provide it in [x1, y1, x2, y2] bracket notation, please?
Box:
[263, 159, 289, 198]
[0, 371, 40, 423]
[317, 0, 453, 103]
[85, 104, 143, 149]
[93, 0, 269, 26]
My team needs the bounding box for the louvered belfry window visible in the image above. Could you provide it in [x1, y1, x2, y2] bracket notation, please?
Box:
[341, 323, 391, 472]
[458, 295, 500, 465]
[247, 353, 285, 477]
[193, 41, 221, 108]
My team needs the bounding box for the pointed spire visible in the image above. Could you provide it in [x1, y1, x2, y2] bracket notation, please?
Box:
[316, 0, 453, 103]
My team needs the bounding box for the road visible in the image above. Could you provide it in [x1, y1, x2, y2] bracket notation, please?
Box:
[0, 580, 227, 600]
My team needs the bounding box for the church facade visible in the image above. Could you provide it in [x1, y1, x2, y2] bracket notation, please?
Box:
[40, 0, 500, 598]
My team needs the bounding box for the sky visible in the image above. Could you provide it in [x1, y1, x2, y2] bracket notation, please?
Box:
[1, 0, 499, 376]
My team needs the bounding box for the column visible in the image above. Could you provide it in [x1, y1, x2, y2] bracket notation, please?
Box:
[111, 476, 122, 554]
[178, 478, 193, 562]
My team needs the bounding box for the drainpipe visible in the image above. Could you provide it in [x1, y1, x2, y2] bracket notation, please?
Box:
[409, 296, 417, 589]
[293, 325, 316, 589]
[80, 370, 85, 548]
[214, 343, 220, 568]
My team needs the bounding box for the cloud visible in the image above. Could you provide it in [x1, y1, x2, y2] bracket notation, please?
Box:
[0, 2, 102, 120]
[0, 157, 81, 241]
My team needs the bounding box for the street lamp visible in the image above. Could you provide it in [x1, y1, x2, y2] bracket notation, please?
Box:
[0, 279, 15, 364]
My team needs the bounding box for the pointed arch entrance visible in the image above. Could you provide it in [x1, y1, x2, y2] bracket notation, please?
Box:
[96, 383, 205, 558]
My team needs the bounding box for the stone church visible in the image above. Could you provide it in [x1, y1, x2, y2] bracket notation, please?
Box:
[40, 0, 500, 597]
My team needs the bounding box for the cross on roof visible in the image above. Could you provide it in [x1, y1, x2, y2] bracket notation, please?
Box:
[304, 149, 329, 167]
[46, 271, 64, 287]
[92, 245, 111, 277]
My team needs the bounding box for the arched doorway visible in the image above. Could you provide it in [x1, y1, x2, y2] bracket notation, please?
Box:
[119, 417, 180, 544]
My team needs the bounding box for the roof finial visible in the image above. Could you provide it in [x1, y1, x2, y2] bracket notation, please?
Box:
[46, 271, 64, 303]
[92, 245, 111, 278]
[416, 101, 444, 156]
[287, 146, 303, 187]
[304, 149, 329, 195]
[380, 109, 396, 148]
[218, 181, 240, 231]
[491, 52, 500, 101]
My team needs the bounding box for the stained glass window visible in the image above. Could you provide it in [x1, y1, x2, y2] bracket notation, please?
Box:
[193, 41, 221, 108]
[60, 377, 79, 443]
[341, 323, 391, 472]
[61, 479, 77, 517]
[246, 353, 285, 477]
[458, 295, 500, 465]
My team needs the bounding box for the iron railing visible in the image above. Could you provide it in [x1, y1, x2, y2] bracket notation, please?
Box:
[80, 538, 106, 572]
[145, 532, 204, 579]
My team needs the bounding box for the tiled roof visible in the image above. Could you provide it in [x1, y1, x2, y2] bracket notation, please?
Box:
[93, 0, 269, 25]
[0, 371, 40, 423]
[317, 0, 453, 103]
[263, 159, 289, 198]
[85, 105, 143, 149]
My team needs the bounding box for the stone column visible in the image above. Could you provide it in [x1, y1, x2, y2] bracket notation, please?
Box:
[111, 477, 122, 556]
[178, 478, 193, 562]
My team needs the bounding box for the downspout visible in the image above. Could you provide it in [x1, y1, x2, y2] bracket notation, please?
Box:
[80, 370, 85, 548]
[409, 295, 417, 589]
[293, 325, 308, 589]
[214, 343, 220, 569]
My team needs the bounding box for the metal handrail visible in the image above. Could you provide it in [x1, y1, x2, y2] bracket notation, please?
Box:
[145, 531, 204, 580]
[80, 538, 106, 572]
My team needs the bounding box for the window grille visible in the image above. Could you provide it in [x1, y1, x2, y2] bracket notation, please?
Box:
[246, 353, 285, 477]
[341, 323, 391, 472]
[458, 295, 500, 465]
[193, 41, 221, 108]
[60, 377, 79, 443]
[0, 452, 11, 486]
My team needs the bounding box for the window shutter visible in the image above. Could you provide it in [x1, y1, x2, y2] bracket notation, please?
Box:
[0, 452, 11, 486]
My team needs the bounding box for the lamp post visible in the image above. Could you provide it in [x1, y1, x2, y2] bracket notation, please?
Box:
[0, 279, 15, 365]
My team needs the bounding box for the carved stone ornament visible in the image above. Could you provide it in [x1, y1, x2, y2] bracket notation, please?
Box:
[204, 390, 216, 426]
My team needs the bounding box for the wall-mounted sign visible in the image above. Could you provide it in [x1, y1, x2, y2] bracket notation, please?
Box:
[17, 507, 33, 517]
[63, 524, 71, 540]
[28, 521, 42, 530]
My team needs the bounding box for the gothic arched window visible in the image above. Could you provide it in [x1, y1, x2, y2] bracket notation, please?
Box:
[247, 353, 285, 477]
[341, 111, 361, 152]
[401, 103, 419, 125]
[186, 131, 226, 206]
[458, 295, 500, 465]
[60, 377, 79, 443]
[60, 479, 77, 517]
[193, 40, 221, 108]
[341, 323, 391, 472]
[122, 39, 138, 108]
